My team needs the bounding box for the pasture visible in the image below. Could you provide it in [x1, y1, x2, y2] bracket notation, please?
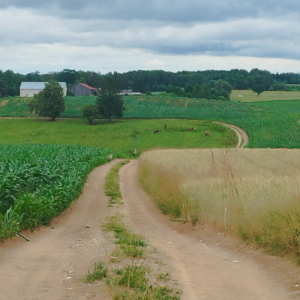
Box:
[1, 95, 300, 148]
[0, 118, 237, 156]
[138, 149, 300, 258]
[231, 89, 300, 102]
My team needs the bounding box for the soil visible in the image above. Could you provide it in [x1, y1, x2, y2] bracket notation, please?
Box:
[0, 160, 124, 300]
[120, 160, 300, 300]
[0, 158, 299, 299]
[214, 121, 249, 148]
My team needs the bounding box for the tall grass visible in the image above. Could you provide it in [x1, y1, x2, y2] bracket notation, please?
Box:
[139, 149, 300, 258]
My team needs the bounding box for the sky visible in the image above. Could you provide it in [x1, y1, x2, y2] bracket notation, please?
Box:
[1, 0, 300, 74]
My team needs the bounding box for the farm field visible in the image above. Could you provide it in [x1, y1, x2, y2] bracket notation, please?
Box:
[0, 118, 237, 155]
[123, 95, 300, 148]
[138, 149, 300, 258]
[1, 95, 300, 148]
[231, 89, 300, 102]
[0, 144, 113, 240]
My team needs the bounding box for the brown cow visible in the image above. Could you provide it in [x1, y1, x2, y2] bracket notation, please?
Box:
[205, 131, 210, 137]
[188, 127, 196, 131]
[154, 129, 160, 134]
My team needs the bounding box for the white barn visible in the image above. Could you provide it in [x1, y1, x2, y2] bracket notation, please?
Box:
[20, 82, 67, 97]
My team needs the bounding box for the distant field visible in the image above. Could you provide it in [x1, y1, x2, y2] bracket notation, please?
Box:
[231, 90, 300, 102]
[139, 148, 300, 257]
[0, 118, 236, 156]
[1, 95, 300, 148]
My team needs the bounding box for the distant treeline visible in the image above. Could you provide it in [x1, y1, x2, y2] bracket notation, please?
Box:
[1, 68, 300, 97]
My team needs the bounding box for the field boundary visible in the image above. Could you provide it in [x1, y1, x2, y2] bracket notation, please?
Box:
[213, 121, 249, 148]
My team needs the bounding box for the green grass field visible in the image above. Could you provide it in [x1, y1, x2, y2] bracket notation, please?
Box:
[231, 89, 300, 102]
[1, 94, 300, 148]
[0, 118, 237, 156]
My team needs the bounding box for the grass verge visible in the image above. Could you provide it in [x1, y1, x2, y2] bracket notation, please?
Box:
[84, 160, 181, 299]
[105, 160, 130, 207]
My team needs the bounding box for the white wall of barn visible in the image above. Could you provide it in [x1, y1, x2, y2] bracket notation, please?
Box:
[20, 88, 67, 97]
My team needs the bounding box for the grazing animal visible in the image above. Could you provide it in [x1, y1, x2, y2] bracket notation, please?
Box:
[133, 148, 137, 156]
[108, 151, 113, 162]
[154, 129, 160, 134]
[205, 131, 210, 137]
[164, 124, 167, 130]
[188, 127, 196, 131]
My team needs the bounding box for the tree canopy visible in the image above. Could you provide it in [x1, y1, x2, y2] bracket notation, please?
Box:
[96, 77, 124, 122]
[252, 84, 265, 96]
[27, 81, 65, 121]
[82, 104, 99, 124]
[2, 67, 300, 98]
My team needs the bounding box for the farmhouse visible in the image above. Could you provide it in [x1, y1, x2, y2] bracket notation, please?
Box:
[20, 82, 67, 97]
[69, 83, 98, 96]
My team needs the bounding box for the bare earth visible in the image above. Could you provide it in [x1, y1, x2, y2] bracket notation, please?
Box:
[120, 160, 298, 300]
[0, 160, 124, 300]
[213, 121, 249, 148]
[0, 158, 299, 300]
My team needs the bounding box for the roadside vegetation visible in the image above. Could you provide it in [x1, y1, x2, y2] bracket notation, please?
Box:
[84, 160, 181, 299]
[0, 144, 117, 240]
[105, 160, 130, 206]
[138, 149, 300, 261]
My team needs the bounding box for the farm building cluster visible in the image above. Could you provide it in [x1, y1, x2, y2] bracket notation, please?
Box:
[19, 82, 141, 96]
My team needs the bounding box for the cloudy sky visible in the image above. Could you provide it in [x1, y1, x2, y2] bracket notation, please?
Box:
[1, 0, 300, 74]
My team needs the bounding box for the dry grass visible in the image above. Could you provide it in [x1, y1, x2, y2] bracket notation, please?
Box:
[231, 89, 300, 102]
[138, 149, 300, 258]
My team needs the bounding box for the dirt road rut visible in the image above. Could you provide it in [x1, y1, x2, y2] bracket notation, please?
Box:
[120, 160, 294, 300]
[0, 160, 124, 300]
[0, 159, 297, 300]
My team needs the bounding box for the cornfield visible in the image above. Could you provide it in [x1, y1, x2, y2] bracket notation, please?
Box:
[1, 95, 300, 148]
[123, 96, 300, 148]
[0, 144, 112, 240]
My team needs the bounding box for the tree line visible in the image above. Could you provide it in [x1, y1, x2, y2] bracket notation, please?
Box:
[1, 68, 300, 97]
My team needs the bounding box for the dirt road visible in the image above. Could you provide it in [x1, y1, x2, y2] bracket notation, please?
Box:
[120, 160, 295, 300]
[0, 158, 298, 300]
[0, 160, 124, 300]
[213, 121, 249, 148]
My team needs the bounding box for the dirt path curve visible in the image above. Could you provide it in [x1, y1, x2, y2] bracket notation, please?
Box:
[120, 160, 294, 300]
[213, 121, 249, 148]
[0, 160, 124, 300]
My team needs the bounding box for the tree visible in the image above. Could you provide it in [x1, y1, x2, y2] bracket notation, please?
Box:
[252, 84, 265, 96]
[82, 105, 99, 124]
[27, 81, 65, 121]
[96, 77, 124, 123]
[211, 79, 233, 101]
[0, 79, 6, 97]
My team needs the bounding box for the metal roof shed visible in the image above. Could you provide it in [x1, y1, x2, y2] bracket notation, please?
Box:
[20, 82, 67, 97]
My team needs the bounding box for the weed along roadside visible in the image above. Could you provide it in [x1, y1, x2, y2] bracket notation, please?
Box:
[84, 160, 181, 299]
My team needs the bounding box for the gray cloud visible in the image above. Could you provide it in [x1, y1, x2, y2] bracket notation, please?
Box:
[1, 0, 300, 22]
[1, 0, 300, 73]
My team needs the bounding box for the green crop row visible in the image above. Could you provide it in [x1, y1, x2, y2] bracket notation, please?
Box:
[123, 96, 300, 148]
[1, 95, 300, 148]
[0, 144, 114, 240]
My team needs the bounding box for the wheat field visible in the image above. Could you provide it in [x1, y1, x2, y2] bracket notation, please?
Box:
[138, 149, 300, 257]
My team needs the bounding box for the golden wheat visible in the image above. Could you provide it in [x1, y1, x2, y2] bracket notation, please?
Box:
[139, 149, 300, 256]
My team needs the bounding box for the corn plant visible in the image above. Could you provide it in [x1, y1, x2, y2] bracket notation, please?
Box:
[0, 144, 114, 240]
